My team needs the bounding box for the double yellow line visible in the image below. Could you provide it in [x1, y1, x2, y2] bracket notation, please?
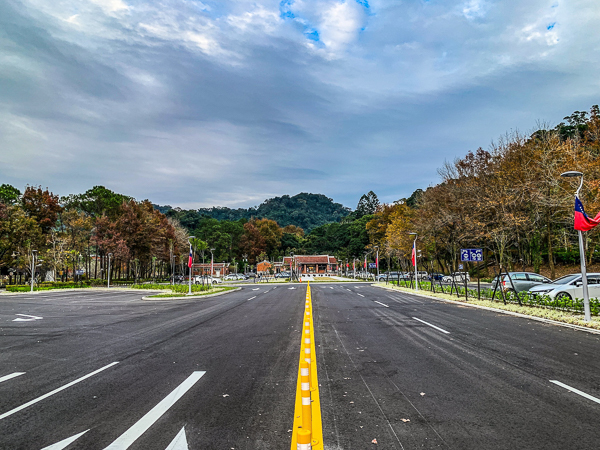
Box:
[291, 282, 323, 449]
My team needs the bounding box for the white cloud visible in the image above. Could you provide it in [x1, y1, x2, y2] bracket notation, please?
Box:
[318, 1, 365, 54]
[461, 0, 487, 20]
[227, 6, 281, 34]
[88, 0, 129, 13]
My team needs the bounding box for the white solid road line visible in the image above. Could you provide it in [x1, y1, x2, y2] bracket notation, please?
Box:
[374, 301, 389, 307]
[41, 429, 90, 450]
[0, 372, 25, 384]
[165, 427, 189, 450]
[357, 293, 365, 297]
[247, 296, 257, 301]
[13, 313, 43, 322]
[413, 317, 450, 334]
[550, 380, 600, 405]
[0, 362, 119, 420]
[104, 371, 205, 450]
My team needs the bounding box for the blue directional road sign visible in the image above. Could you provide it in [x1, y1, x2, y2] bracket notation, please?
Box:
[460, 248, 483, 262]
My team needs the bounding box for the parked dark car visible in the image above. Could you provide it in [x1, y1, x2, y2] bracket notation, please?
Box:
[429, 273, 445, 281]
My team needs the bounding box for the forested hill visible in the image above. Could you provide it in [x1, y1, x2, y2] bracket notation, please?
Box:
[156, 193, 351, 232]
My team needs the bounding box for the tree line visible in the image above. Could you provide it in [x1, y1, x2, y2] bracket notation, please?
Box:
[0, 185, 187, 283]
[3, 105, 596, 283]
[367, 105, 600, 278]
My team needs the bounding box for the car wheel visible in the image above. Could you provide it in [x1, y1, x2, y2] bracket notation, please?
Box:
[212, 280, 217, 285]
[556, 292, 572, 301]
[194, 281, 199, 285]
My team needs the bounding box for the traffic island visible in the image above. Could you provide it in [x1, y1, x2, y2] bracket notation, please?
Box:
[142, 286, 240, 300]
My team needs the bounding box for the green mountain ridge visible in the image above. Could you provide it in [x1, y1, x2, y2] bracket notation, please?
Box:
[155, 192, 351, 232]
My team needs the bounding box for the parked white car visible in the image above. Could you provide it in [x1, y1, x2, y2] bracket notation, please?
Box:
[442, 272, 470, 283]
[193, 275, 222, 285]
[528, 273, 600, 301]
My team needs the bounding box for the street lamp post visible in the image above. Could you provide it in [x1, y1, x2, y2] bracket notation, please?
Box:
[561, 171, 591, 321]
[188, 236, 195, 295]
[290, 251, 294, 283]
[210, 248, 215, 279]
[409, 233, 418, 291]
[374, 246, 379, 280]
[107, 253, 113, 289]
[30, 250, 37, 292]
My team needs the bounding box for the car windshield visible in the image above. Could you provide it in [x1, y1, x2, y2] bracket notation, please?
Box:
[551, 274, 580, 285]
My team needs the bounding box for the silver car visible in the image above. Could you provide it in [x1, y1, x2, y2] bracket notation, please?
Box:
[528, 273, 600, 301]
[493, 272, 552, 294]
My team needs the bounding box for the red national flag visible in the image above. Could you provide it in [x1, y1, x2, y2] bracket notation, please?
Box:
[411, 242, 416, 267]
[575, 197, 600, 231]
[364, 257, 367, 269]
[376, 254, 378, 268]
[188, 245, 193, 268]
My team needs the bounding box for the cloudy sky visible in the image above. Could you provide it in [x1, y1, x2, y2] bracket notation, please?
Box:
[1, 0, 599, 209]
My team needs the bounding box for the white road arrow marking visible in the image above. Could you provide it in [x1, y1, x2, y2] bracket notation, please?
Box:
[13, 314, 43, 322]
[374, 301, 389, 307]
[0, 362, 119, 421]
[288, 287, 296, 290]
[0, 372, 25, 384]
[41, 429, 89, 450]
[165, 427, 189, 450]
[103, 371, 205, 450]
[252, 288, 260, 291]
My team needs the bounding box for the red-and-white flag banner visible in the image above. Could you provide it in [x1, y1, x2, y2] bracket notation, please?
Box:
[575, 197, 600, 231]
[411, 242, 416, 267]
[188, 244, 193, 268]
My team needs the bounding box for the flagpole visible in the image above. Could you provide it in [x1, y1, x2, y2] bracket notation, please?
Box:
[188, 236, 195, 296]
[410, 232, 418, 291]
[577, 229, 591, 321]
[561, 171, 591, 321]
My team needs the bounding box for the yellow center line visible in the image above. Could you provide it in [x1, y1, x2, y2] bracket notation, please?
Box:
[291, 282, 323, 449]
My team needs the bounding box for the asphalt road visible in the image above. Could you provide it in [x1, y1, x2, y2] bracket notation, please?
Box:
[2, 284, 600, 449]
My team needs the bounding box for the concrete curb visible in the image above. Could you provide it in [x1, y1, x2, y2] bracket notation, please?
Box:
[141, 287, 241, 301]
[372, 283, 600, 336]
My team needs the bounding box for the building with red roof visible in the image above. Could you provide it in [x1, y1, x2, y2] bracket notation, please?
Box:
[282, 255, 338, 275]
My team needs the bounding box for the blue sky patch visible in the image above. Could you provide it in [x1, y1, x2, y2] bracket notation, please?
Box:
[304, 28, 320, 42]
